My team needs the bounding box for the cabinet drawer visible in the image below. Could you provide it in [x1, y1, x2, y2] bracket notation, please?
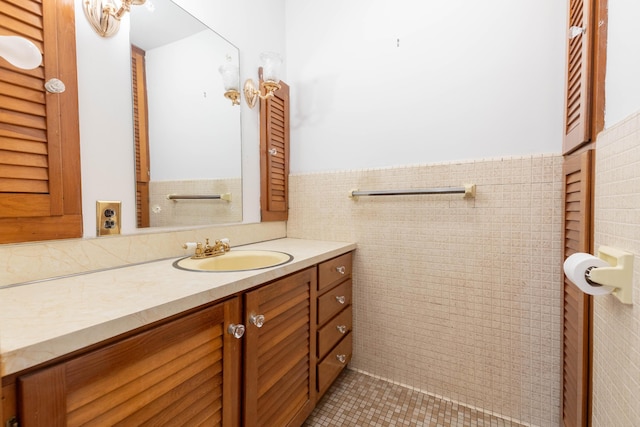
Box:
[317, 279, 352, 326]
[317, 333, 352, 397]
[317, 306, 352, 360]
[318, 252, 352, 293]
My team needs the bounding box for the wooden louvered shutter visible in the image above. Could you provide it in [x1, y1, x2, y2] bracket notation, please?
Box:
[563, 0, 607, 155]
[562, 150, 594, 427]
[0, 0, 82, 243]
[131, 45, 150, 228]
[243, 267, 317, 427]
[259, 70, 289, 221]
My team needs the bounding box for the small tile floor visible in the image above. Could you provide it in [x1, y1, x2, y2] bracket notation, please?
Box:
[303, 370, 525, 427]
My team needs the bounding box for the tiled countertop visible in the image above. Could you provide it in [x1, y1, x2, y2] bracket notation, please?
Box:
[0, 238, 356, 377]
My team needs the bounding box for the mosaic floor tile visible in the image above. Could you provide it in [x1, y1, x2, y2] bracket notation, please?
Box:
[304, 370, 525, 427]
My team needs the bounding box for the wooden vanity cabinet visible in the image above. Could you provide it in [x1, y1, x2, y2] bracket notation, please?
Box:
[315, 253, 353, 400]
[2, 252, 355, 427]
[12, 297, 242, 427]
[243, 267, 317, 427]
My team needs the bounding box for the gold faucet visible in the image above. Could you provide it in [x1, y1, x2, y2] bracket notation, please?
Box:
[188, 238, 230, 259]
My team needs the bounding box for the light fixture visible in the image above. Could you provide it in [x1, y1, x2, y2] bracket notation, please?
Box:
[244, 52, 283, 109]
[218, 58, 240, 106]
[0, 35, 42, 70]
[83, 0, 147, 38]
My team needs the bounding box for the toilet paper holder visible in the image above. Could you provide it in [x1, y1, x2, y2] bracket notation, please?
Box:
[588, 246, 634, 304]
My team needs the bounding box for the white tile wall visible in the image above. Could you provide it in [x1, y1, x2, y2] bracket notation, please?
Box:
[288, 154, 564, 426]
[592, 111, 640, 426]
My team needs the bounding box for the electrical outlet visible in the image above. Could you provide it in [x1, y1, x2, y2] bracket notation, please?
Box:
[96, 201, 121, 236]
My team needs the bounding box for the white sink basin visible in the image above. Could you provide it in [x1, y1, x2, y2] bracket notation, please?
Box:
[173, 250, 293, 272]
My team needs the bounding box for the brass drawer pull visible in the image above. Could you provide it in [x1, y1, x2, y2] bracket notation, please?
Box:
[336, 354, 347, 364]
[335, 266, 346, 275]
[335, 295, 346, 304]
[336, 325, 347, 334]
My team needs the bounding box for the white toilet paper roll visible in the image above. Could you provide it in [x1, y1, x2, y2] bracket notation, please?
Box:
[563, 252, 614, 296]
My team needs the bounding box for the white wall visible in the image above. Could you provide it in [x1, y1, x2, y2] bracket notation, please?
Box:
[605, 0, 640, 126]
[74, 0, 570, 233]
[75, 3, 137, 235]
[74, 0, 286, 235]
[145, 30, 240, 181]
[285, 0, 567, 173]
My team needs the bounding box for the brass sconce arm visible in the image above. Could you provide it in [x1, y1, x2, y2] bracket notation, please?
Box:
[83, 0, 147, 38]
[224, 89, 241, 106]
[243, 79, 281, 109]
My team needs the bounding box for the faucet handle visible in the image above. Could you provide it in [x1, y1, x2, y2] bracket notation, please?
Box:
[182, 242, 197, 250]
[219, 238, 230, 251]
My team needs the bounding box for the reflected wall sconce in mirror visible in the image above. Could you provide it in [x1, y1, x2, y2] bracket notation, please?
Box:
[219, 58, 240, 106]
[0, 35, 42, 70]
[83, 0, 148, 37]
[244, 52, 283, 109]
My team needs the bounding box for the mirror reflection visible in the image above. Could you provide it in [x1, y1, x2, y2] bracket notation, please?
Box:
[129, 0, 242, 228]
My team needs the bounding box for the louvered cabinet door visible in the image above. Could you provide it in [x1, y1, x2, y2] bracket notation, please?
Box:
[17, 298, 242, 427]
[563, 0, 593, 153]
[260, 76, 290, 221]
[131, 45, 151, 228]
[562, 0, 607, 155]
[0, 0, 82, 243]
[562, 150, 594, 427]
[244, 267, 317, 427]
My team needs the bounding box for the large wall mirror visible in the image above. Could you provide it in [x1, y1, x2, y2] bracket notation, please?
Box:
[129, 0, 242, 228]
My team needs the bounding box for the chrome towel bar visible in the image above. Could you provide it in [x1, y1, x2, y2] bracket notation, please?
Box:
[166, 193, 232, 201]
[349, 184, 475, 199]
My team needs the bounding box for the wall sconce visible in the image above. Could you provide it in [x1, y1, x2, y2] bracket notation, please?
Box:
[83, 0, 147, 37]
[244, 52, 283, 109]
[0, 35, 42, 70]
[218, 59, 240, 106]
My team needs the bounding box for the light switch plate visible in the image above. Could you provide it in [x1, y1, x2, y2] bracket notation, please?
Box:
[96, 201, 121, 236]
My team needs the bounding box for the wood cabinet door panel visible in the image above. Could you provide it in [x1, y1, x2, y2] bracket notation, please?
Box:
[0, 0, 83, 243]
[17, 298, 241, 427]
[244, 267, 317, 427]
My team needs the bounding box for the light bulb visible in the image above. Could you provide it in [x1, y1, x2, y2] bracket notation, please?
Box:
[0, 35, 42, 70]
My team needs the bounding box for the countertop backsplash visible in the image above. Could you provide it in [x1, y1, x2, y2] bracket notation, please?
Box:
[0, 222, 286, 287]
